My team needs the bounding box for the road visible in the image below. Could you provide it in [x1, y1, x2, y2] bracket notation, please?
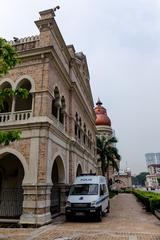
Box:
[0, 193, 160, 240]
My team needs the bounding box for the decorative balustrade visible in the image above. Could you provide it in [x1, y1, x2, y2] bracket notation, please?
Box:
[0, 110, 67, 135]
[0, 113, 11, 122]
[0, 110, 32, 123]
[13, 110, 32, 121]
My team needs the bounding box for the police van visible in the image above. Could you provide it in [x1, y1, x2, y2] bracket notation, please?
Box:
[65, 174, 109, 221]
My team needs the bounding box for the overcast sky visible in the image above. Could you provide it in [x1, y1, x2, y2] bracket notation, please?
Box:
[1, 0, 160, 174]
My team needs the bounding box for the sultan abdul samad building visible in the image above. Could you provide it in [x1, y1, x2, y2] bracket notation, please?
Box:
[0, 8, 97, 225]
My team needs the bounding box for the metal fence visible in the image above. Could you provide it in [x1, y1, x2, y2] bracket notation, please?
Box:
[0, 188, 23, 219]
[50, 186, 61, 216]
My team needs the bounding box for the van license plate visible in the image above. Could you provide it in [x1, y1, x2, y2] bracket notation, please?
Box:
[76, 212, 85, 216]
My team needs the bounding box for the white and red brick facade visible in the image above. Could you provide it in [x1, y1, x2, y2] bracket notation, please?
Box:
[0, 9, 97, 225]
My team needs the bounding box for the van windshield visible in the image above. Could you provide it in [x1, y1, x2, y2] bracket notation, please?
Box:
[69, 184, 98, 195]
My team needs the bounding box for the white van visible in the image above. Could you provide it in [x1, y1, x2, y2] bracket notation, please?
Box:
[65, 174, 109, 221]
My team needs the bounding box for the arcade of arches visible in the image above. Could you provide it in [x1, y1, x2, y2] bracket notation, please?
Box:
[0, 79, 33, 113]
[0, 151, 90, 223]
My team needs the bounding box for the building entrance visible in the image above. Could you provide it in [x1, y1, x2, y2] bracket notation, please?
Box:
[0, 153, 24, 219]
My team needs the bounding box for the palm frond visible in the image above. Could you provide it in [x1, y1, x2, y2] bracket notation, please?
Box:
[96, 135, 121, 176]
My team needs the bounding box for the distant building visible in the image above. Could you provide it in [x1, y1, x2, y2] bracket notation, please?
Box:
[146, 175, 159, 190]
[155, 153, 160, 164]
[147, 164, 160, 175]
[145, 152, 160, 189]
[145, 152, 160, 166]
[113, 169, 132, 190]
[145, 153, 156, 167]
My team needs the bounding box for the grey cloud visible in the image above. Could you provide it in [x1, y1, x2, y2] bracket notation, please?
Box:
[1, 0, 160, 173]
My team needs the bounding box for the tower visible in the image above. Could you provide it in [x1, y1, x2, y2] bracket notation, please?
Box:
[94, 98, 112, 138]
[94, 99, 120, 178]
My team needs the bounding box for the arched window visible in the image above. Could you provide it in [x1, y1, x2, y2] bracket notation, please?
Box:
[50, 156, 65, 215]
[52, 87, 60, 118]
[90, 134, 92, 149]
[59, 96, 66, 124]
[88, 130, 90, 147]
[83, 123, 86, 144]
[52, 99, 58, 118]
[75, 112, 78, 136]
[0, 82, 12, 113]
[15, 79, 32, 111]
[76, 164, 82, 177]
[0, 154, 24, 218]
[52, 160, 59, 184]
[78, 117, 81, 139]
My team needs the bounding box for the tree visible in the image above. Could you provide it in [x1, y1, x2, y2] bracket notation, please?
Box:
[132, 172, 149, 186]
[0, 37, 28, 145]
[0, 38, 19, 76]
[157, 177, 160, 185]
[97, 135, 121, 180]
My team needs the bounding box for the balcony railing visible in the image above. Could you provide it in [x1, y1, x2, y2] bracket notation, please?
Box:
[0, 110, 32, 123]
[13, 110, 32, 121]
[0, 113, 11, 122]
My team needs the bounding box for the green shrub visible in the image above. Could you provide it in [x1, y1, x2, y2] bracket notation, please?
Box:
[124, 188, 133, 193]
[133, 190, 160, 212]
[150, 197, 160, 213]
[109, 190, 118, 198]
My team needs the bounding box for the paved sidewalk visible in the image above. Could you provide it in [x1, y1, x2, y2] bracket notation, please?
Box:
[0, 194, 160, 240]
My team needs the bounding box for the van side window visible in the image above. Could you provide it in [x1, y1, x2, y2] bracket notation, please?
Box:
[103, 184, 107, 194]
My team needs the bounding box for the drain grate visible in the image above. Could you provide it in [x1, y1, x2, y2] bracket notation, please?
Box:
[0, 223, 19, 228]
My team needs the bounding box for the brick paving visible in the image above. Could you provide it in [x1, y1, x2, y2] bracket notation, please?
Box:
[0, 194, 160, 240]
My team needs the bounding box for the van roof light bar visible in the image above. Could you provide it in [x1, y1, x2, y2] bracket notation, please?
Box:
[79, 173, 96, 176]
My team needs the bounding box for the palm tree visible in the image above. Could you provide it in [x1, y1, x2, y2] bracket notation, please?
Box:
[96, 135, 121, 183]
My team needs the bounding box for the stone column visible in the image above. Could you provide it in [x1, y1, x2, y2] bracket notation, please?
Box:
[58, 183, 69, 213]
[20, 184, 52, 226]
[69, 149, 75, 183]
[64, 112, 68, 133]
[11, 96, 16, 121]
[31, 92, 35, 117]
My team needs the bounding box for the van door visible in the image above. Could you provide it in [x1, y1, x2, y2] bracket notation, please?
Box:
[100, 184, 108, 212]
[100, 184, 104, 212]
[103, 184, 109, 210]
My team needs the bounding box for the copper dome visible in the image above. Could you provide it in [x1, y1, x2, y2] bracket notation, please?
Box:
[94, 99, 111, 126]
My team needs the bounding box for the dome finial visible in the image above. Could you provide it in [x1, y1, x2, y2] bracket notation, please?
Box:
[96, 97, 102, 106]
[94, 99, 111, 126]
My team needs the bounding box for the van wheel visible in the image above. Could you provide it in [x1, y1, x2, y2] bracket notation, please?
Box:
[107, 201, 110, 213]
[96, 209, 102, 222]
